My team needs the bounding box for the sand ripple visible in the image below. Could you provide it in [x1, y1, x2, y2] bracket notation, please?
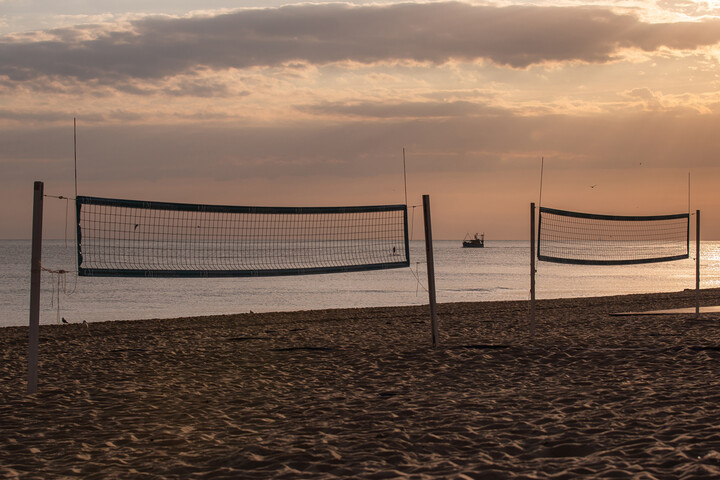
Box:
[2, 289, 720, 478]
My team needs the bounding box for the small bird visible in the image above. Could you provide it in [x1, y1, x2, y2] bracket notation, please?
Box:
[590, 185, 598, 189]
[82, 320, 92, 336]
[62, 317, 68, 324]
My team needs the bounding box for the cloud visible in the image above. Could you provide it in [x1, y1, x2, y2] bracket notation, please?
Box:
[657, 0, 720, 18]
[297, 100, 503, 119]
[2, 2, 720, 88]
[2, 104, 719, 187]
[622, 87, 663, 109]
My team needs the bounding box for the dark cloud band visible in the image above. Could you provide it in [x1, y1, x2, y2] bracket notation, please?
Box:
[2, 2, 719, 84]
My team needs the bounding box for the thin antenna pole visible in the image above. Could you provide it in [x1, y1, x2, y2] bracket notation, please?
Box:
[538, 157, 544, 208]
[72, 118, 80, 289]
[74, 118, 78, 199]
[535, 157, 544, 279]
[402, 148, 408, 206]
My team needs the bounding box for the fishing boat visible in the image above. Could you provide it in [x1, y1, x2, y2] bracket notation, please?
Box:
[462, 233, 485, 248]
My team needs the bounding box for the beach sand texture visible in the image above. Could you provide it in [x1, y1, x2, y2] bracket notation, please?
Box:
[3, 289, 720, 479]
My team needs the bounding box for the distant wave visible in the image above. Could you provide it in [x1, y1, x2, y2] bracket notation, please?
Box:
[444, 287, 512, 293]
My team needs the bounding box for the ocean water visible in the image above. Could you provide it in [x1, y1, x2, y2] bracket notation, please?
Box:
[2, 239, 719, 328]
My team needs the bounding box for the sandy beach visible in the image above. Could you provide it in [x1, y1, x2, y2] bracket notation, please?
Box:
[3, 289, 720, 479]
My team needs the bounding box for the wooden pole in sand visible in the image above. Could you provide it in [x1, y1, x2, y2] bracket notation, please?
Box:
[530, 202, 536, 338]
[422, 194, 439, 347]
[696, 209, 700, 318]
[28, 181, 44, 394]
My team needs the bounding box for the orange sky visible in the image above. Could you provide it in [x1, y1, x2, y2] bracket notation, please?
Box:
[1, 1, 719, 239]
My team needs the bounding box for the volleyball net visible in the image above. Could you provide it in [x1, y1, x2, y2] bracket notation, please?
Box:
[76, 196, 409, 277]
[537, 207, 690, 265]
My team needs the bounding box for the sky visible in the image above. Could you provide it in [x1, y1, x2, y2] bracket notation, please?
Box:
[1, 0, 720, 240]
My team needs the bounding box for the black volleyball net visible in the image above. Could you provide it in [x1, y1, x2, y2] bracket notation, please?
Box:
[538, 207, 689, 265]
[76, 196, 409, 277]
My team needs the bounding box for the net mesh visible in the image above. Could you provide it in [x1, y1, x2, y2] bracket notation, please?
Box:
[76, 196, 409, 277]
[538, 207, 689, 265]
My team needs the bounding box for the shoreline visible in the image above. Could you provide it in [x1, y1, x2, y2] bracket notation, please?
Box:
[4, 286, 719, 330]
[3, 288, 720, 478]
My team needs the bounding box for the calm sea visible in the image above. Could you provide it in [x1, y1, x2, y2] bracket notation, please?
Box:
[2, 239, 719, 328]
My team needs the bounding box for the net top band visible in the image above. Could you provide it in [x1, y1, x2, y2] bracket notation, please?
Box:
[77, 196, 406, 215]
[539, 206, 689, 222]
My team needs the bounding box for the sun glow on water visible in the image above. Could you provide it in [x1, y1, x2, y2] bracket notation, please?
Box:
[2, 239, 718, 327]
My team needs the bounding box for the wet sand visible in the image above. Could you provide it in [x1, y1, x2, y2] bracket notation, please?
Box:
[2, 289, 720, 479]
